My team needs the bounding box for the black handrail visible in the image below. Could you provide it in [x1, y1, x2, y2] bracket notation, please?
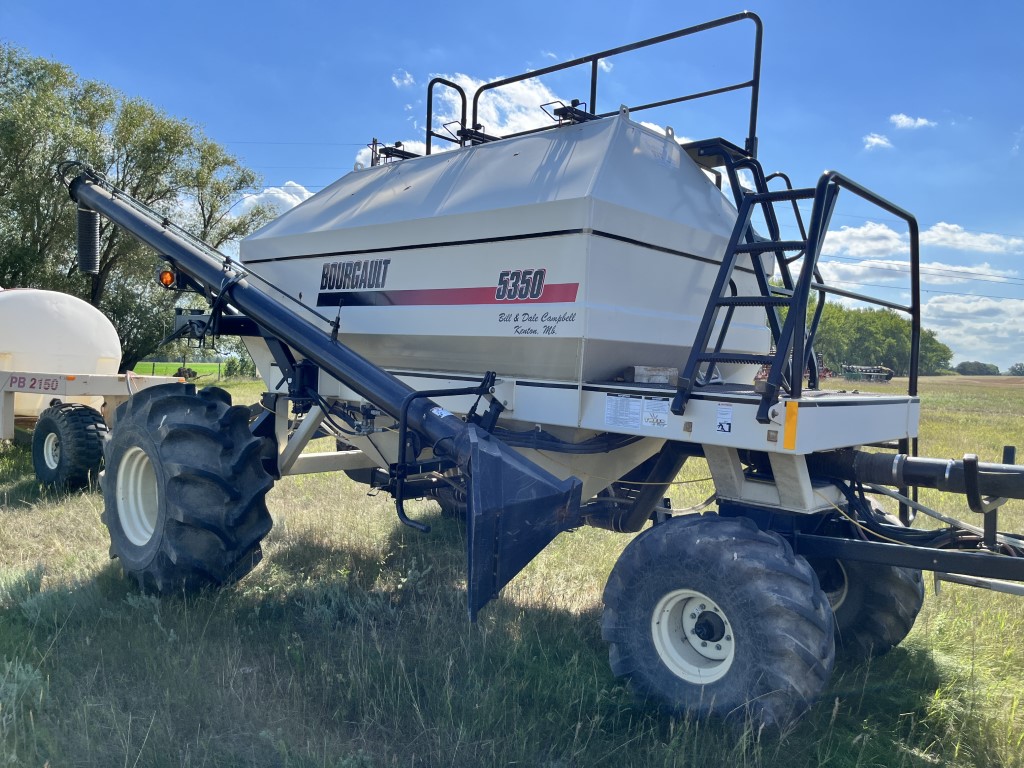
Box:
[425, 78, 468, 155]
[464, 12, 763, 157]
[791, 171, 921, 399]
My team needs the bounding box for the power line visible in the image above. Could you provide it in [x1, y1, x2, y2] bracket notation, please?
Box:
[823, 278, 1023, 303]
[818, 256, 1024, 286]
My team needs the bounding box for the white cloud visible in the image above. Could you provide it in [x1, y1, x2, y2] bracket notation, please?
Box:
[863, 133, 893, 150]
[821, 221, 905, 257]
[239, 181, 314, 215]
[819, 256, 1018, 287]
[427, 72, 562, 137]
[541, 50, 558, 60]
[391, 69, 415, 88]
[889, 113, 937, 129]
[922, 295, 1024, 370]
[820, 221, 1024, 259]
[921, 222, 1024, 254]
[598, 59, 614, 73]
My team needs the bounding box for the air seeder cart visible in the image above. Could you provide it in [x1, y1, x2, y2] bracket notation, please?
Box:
[59, 12, 1024, 728]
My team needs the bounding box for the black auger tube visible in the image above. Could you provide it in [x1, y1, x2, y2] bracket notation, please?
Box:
[809, 449, 1024, 500]
[70, 173, 469, 449]
[68, 172, 583, 620]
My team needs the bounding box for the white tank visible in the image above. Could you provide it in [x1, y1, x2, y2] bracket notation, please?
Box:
[0, 287, 121, 417]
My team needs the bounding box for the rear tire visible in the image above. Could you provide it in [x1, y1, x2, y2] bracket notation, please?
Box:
[810, 558, 924, 659]
[602, 514, 835, 729]
[32, 403, 107, 490]
[100, 383, 274, 592]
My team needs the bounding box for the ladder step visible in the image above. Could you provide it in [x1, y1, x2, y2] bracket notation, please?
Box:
[733, 240, 806, 254]
[748, 188, 815, 203]
[695, 353, 774, 365]
[717, 296, 791, 307]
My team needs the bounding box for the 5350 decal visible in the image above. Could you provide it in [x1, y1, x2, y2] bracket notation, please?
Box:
[495, 269, 546, 301]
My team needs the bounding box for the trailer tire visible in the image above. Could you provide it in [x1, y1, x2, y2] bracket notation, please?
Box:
[602, 514, 835, 729]
[810, 558, 924, 659]
[99, 383, 274, 593]
[32, 403, 107, 490]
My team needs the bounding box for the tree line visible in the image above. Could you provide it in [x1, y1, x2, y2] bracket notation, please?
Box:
[0, 44, 272, 370]
[810, 303, 952, 376]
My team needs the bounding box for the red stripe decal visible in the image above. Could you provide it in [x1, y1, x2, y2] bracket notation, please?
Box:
[379, 283, 579, 306]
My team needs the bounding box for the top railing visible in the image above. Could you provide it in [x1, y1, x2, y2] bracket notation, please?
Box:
[425, 12, 763, 157]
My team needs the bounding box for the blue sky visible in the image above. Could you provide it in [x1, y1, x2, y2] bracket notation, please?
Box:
[4, 1, 1024, 369]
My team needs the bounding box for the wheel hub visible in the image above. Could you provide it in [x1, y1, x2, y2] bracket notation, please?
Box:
[42, 432, 61, 470]
[652, 589, 736, 684]
[116, 446, 159, 546]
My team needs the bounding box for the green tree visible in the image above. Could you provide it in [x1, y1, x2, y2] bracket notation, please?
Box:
[955, 361, 1000, 376]
[809, 303, 951, 376]
[770, 279, 952, 377]
[1009, 362, 1024, 376]
[0, 44, 273, 370]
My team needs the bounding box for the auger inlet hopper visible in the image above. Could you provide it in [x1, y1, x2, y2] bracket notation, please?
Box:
[239, 113, 769, 387]
[62, 11, 1024, 731]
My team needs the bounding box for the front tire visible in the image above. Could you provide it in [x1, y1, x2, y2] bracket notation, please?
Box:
[32, 403, 107, 490]
[100, 383, 274, 592]
[602, 514, 835, 729]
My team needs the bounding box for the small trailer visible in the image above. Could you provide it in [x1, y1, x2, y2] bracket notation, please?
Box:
[0, 287, 180, 488]
[58, 12, 1024, 729]
[841, 364, 895, 383]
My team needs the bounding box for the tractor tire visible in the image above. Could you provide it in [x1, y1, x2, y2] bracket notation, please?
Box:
[32, 403, 107, 490]
[99, 383, 274, 593]
[602, 514, 835, 729]
[809, 558, 924, 659]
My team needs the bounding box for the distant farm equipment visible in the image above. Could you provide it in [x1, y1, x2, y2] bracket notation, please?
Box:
[842, 364, 896, 383]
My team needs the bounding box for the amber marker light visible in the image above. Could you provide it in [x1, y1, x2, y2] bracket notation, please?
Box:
[157, 267, 177, 288]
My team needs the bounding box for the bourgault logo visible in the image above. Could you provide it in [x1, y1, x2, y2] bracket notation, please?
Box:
[320, 258, 391, 291]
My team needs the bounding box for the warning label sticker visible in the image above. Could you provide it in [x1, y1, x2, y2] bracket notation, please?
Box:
[605, 394, 670, 430]
[716, 403, 733, 433]
[642, 397, 670, 429]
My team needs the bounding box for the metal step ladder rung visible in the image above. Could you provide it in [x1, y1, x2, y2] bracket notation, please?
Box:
[747, 188, 814, 203]
[693, 353, 774, 365]
[717, 296, 791, 307]
[733, 240, 805, 254]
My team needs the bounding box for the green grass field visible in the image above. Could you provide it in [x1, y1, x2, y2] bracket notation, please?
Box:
[0, 377, 1022, 766]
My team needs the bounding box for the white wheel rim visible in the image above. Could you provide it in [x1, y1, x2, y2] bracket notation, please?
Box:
[116, 446, 159, 546]
[651, 589, 735, 684]
[42, 432, 61, 470]
[820, 560, 849, 612]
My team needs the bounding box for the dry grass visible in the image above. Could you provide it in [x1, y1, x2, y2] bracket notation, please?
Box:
[0, 377, 1022, 765]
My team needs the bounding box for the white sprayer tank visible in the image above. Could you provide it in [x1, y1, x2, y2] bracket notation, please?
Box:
[0, 287, 121, 417]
